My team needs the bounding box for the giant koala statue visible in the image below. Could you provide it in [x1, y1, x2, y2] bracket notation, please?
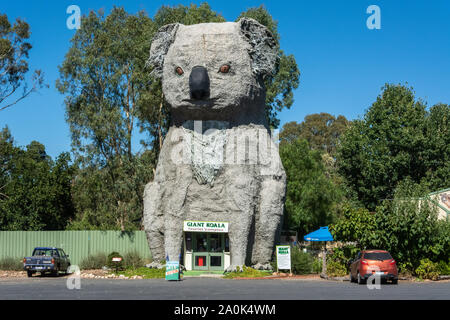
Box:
[143, 18, 286, 271]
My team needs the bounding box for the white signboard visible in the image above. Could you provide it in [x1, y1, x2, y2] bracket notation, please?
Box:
[183, 220, 229, 233]
[276, 245, 291, 271]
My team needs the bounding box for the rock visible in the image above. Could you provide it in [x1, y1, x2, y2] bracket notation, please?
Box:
[144, 18, 286, 269]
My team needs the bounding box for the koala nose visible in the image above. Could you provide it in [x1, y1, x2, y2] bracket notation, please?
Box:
[189, 66, 210, 100]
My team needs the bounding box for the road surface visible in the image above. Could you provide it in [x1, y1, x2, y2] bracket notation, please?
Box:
[0, 277, 448, 300]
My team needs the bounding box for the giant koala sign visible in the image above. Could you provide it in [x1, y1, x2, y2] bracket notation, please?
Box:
[143, 18, 286, 271]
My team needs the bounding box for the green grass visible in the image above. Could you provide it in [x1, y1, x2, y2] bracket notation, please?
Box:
[113, 267, 165, 279]
[183, 270, 224, 276]
[223, 266, 272, 279]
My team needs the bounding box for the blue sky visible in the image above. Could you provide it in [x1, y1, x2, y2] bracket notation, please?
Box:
[1, 0, 449, 158]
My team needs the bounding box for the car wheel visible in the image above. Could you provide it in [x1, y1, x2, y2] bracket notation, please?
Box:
[349, 271, 354, 283]
[392, 279, 398, 285]
[27, 271, 33, 278]
[358, 273, 366, 285]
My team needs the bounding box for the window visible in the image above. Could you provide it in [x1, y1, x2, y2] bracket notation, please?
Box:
[185, 232, 192, 251]
[363, 252, 392, 261]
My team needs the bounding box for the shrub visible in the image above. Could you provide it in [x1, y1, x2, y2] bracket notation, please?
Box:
[312, 257, 322, 274]
[290, 247, 314, 275]
[397, 261, 414, 277]
[330, 182, 450, 271]
[0, 257, 23, 271]
[437, 260, 450, 275]
[326, 259, 347, 277]
[107, 252, 124, 271]
[415, 259, 439, 280]
[79, 252, 108, 270]
[123, 250, 144, 269]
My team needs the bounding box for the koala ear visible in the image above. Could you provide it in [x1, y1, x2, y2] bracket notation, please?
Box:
[238, 18, 279, 78]
[148, 23, 181, 78]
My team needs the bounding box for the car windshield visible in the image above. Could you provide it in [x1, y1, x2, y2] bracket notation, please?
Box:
[33, 249, 57, 256]
[364, 252, 392, 261]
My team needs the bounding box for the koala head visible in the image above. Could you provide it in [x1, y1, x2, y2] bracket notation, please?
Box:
[148, 18, 278, 125]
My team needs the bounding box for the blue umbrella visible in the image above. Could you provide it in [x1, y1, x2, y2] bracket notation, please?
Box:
[303, 226, 334, 242]
[303, 226, 334, 277]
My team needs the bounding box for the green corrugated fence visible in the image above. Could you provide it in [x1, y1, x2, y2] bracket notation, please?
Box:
[0, 231, 151, 266]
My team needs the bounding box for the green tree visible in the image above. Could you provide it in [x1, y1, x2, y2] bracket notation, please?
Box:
[421, 103, 450, 190]
[56, 8, 155, 230]
[0, 13, 46, 111]
[280, 139, 340, 236]
[337, 84, 448, 210]
[329, 204, 377, 249]
[373, 180, 449, 270]
[0, 127, 75, 230]
[280, 113, 350, 156]
[330, 181, 450, 272]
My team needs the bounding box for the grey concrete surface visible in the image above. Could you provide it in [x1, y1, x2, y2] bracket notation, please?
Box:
[0, 277, 449, 300]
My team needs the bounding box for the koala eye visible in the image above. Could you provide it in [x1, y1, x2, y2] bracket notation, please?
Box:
[219, 64, 231, 73]
[175, 67, 184, 75]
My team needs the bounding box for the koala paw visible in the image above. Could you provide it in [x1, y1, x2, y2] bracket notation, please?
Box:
[224, 265, 245, 273]
[252, 263, 273, 271]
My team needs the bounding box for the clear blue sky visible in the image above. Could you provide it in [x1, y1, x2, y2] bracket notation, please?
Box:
[1, 0, 449, 158]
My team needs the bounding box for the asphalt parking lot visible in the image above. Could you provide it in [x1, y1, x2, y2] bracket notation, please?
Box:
[0, 277, 449, 300]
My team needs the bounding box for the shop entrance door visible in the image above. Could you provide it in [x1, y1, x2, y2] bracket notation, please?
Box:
[192, 233, 224, 271]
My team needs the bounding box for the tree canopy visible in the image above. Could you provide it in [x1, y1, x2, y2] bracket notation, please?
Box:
[0, 13, 46, 112]
[280, 113, 350, 156]
[337, 84, 450, 210]
[280, 138, 341, 235]
[0, 127, 74, 230]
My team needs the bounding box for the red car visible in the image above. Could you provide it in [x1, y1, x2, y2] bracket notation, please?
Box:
[349, 250, 398, 284]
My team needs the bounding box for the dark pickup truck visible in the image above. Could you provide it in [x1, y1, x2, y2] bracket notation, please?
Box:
[23, 247, 71, 277]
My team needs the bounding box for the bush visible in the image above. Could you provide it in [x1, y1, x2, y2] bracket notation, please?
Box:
[326, 259, 348, 277]
[328, 245, 359, 266]
[437, 260, 450, 275]
[124, 251, 144, 268]
[397, 261, 414, 277]
[0, 257, 23, 271]
[330, 182, 450, 271]
[290, 247, 314, 275]
[107, 252, 124, 270]
[123, 250, 144, 269]
[312, 257, 322, 274]
[79, 252, 108, 270]
[415, 259, 439, 280]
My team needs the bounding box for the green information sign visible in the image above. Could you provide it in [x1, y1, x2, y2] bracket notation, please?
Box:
[276, 245, 291, 272]
[165, 261, 181, 281]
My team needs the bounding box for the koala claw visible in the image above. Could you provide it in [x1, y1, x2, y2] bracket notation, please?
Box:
[224, 265, 245, 273]
[251, 263, 273, 271]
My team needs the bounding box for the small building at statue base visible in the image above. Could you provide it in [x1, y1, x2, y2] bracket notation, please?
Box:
[182, 220, 230, 271]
